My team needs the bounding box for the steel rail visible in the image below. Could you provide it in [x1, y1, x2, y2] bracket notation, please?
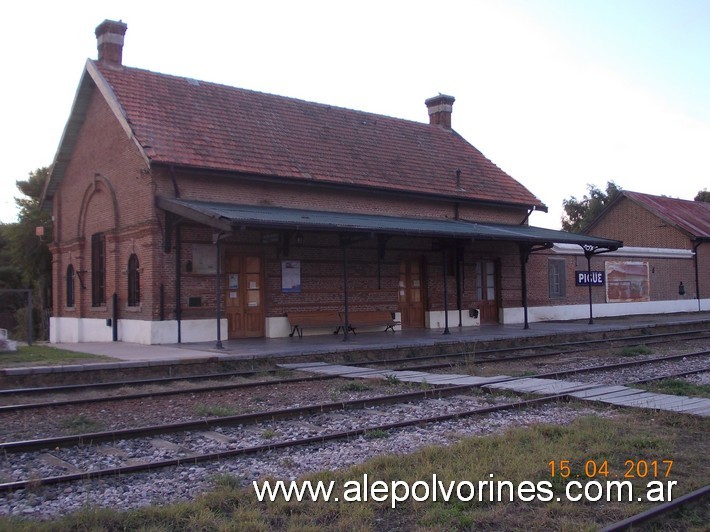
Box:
[1, 364, 706, 493]
[2, 328, 708, 399]
[3, 328, 708, 413]
[404, 348, 710, 377]
[0, 382, 507, 453]
[0, 394, 564, 493]
[0, 374, 334, 413]
[600, 484, 710, 532]
[369, 329, 710, 368]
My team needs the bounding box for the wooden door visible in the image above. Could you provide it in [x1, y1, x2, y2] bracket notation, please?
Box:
[398, 258, 426, 328]
[475, 259, 499, 323]
[224, 253, 264, 338]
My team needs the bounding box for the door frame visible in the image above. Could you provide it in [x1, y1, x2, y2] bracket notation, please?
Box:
[223, 251, 265, 338]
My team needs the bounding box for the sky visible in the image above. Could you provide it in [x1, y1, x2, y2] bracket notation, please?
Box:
[1, 0, 708, 229]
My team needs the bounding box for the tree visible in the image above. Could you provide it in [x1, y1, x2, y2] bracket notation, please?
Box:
[5, 167, 52, 340]
[695, 189, 710, 202]
[561, 181, 622, 232]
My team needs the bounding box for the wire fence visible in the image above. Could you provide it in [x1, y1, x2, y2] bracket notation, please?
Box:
[0, 289, 33, 345]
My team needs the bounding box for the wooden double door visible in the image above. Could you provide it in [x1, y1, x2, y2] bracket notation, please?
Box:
[223, 253, 264, 338]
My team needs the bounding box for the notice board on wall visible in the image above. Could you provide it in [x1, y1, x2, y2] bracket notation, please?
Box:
[282, 260, 301, 293]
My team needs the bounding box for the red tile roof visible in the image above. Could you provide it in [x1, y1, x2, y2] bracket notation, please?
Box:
[623, 191, 710, 239]
[93, 61, 545, 210]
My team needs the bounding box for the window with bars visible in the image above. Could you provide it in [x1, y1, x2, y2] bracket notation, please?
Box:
[127, 254, 140, 306]
[548, 258, 566, 298]
[91, 233, 105, 306]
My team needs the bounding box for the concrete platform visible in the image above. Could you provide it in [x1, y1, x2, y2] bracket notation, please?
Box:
[282, 362, 710, 417]
[4, 311, 710, 376]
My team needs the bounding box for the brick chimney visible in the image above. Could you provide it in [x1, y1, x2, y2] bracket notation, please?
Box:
[425, 94, 455, 129]
[95, 19, 127, 65]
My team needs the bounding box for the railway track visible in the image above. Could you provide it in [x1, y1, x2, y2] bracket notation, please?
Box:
[600, 484, 710, 531]
[2, 328, 708, 414]
[1, 352, 706, 494]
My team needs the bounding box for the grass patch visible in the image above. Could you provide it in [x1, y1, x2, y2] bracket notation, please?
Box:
[363, 429, 390, 440]
[194, 404, 240, 417]
[339, 381, 372, 392]
[261, 429, 278, 440]
[0, 344, 113, 367]
[3, 412, 707, 530]
[637, 378, 710, 398]
[59, 414, 104, 434]
[383, 374, 401, 385]
[617, 345, 653, 357]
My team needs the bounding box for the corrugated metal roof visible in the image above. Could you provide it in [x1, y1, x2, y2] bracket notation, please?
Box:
[623, 191, 710, 239]
[158, 198, 621, 249]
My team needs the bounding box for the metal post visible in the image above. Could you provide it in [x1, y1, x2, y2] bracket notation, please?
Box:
[176, 224, 182, 343]
[587, 254, 594, 325]
[215, 238, 224, 349]
[455, 245, 463, 327]
[520, 246, 530, 330]
[342, 241, 350, 342]
[26, 289, 33, 346]
[442, 248, 450, 335]
[112, 292, 118, 341]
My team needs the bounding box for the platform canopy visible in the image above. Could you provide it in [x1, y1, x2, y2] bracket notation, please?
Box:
[157, 197, 622, 250]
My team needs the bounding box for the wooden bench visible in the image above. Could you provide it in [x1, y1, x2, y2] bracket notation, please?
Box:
[342, 311, 400, 334]
[287, 311, 345, 338]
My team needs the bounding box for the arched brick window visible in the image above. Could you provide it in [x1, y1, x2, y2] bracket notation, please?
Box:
[66, 264, 75, 307]
[127, 254, 140, 307]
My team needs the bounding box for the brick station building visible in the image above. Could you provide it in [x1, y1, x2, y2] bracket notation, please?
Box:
[41, 20, 623, 345]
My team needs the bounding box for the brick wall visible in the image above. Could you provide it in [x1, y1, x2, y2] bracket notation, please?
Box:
[51, 89, 158, 321]
[588, 197, 691, 249]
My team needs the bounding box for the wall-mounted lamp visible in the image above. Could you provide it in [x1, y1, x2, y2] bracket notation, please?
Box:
[678, 282, 685, 296]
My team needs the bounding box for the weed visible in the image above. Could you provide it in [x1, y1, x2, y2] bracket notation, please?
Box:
[339, 382, 371, 392]
[211, 473, 243, 490]
[384, 374, 401, 385]
[618, 345, 653, 357]
[364, 429, 390, 440]
[637, 379, 710, 398]
[60, 414, 104, 434]
[261, 429, 277, 440]
[194, 404, 239, 418]
[280, 457, 297, 468]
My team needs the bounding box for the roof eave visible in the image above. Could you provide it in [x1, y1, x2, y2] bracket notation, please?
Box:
[40, 60, 152, 213]
[151, 161, 547, 214]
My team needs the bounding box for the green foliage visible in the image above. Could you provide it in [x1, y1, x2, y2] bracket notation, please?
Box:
[617, 345, 653, 357]
[3, 167, 53, 340]
[7, 167, 52, 285]
[695, 188, 710, 202]
[561, 181, 622, 232]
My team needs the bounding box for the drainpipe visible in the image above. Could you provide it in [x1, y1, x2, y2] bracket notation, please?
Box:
[175, 224, 182, 343]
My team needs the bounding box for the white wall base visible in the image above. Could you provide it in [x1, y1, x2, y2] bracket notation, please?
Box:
[426, 310, 480, 329]
[500, 299, 710, 325]
[50, 317, 228, 345]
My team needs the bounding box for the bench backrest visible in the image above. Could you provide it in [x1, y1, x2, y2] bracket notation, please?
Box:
[287, 311, 343, 326]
